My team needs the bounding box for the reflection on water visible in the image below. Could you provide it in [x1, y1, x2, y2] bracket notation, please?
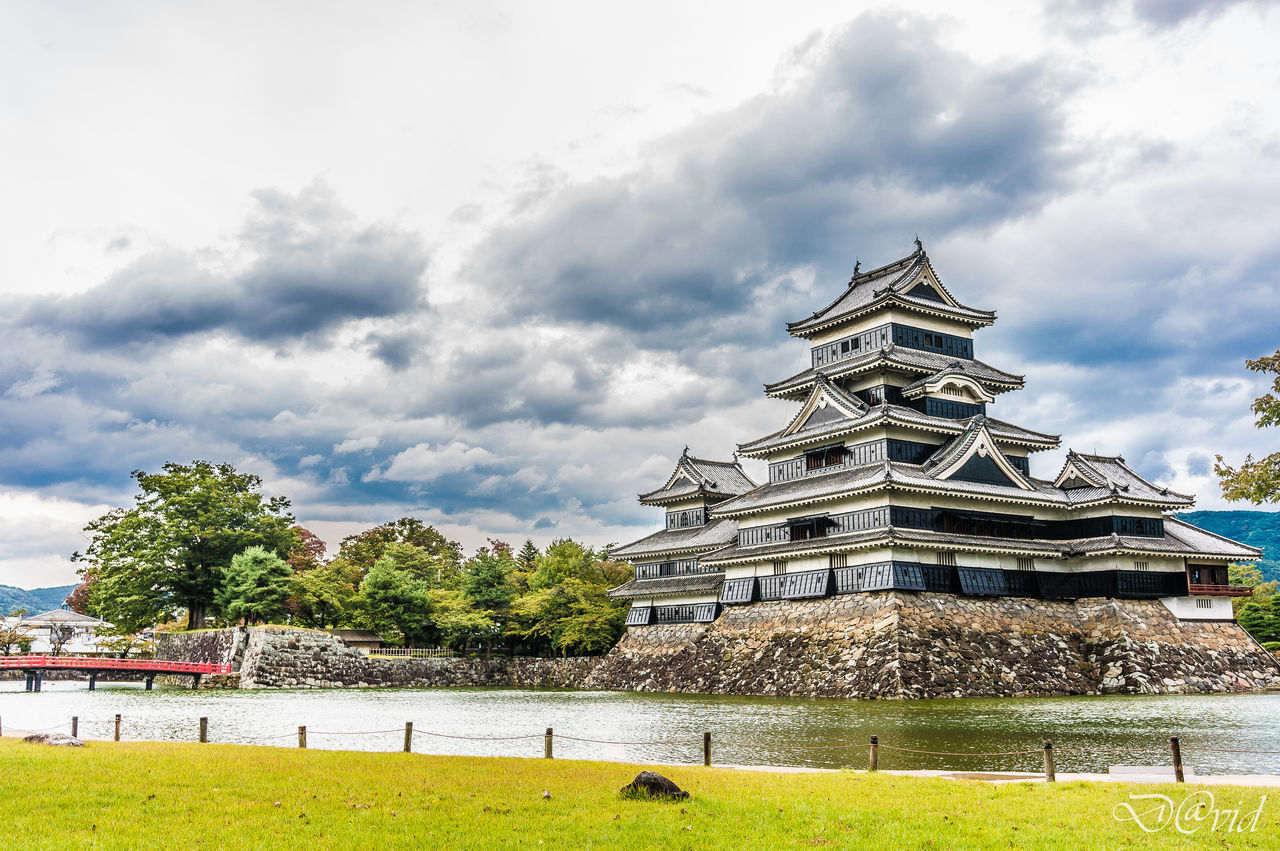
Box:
[2, 681, 1277, 774]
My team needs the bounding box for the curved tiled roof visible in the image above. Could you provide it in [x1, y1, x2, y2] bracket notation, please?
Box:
[637, 450, 757, 505]
[786, 246, 995, 337]
[612, 518, 740, 559]
[765, 345, 1023, 400]
[738, 405, 1059, 457]
[605, 572, 725, 600]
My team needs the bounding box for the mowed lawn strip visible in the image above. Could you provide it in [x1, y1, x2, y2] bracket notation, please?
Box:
[0, 739, 1273, 849]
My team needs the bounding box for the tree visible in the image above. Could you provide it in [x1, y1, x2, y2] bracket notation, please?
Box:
[337, 518, 463, 582]
[518, 540, 540, 571]
[460, 546, 517, 655]
[217, 547, 294, 625]
[48, 622, 75, 656]
[286, 526, 327, 573]
[74, 461, 296, 630]
[429, 589, 497, 651]
[1216, 349, 1280, 504]
[1, 611, 32, 656]
[1237, 596, 1280, 645]
[288, 559, 361, 628]
[359, 559, 431, 647]
[65, 581, 92, 615]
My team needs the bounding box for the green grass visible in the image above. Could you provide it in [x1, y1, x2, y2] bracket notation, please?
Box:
[1, 738, 1274, 849]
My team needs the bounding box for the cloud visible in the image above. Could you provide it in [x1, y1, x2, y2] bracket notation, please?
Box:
[333, 436, 380, 454]
[467, 15, 1072, 341]
[19, 181, 429, 348]
[370, 441, 498, 483]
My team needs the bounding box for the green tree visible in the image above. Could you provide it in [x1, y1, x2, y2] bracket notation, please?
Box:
[1216, 349, 1280, 504]
[518, 539, 540, 571]
[337, 518, 463, 583]
[217, 546, 294, 625]
[1237, 596, 1280, 644]
[289, 559, 362, 628]
[429, 589, 497, 651]
[359, 559, 431, 647]
[1, 611, 32, 656]
[74, 461, 295, 629]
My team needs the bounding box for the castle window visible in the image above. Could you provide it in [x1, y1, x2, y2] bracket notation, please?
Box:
[829, 553, 848, 569]
[805, 444, 845, 471]
[936, 552, 957, 566]
[1195, 598, 1213, 609]
[1134, 561, 1149, 572]
[1017, 558, 1035, 572]
[772, 560, 787, 575]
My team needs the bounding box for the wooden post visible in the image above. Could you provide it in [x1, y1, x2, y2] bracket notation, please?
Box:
[298, 726, 307, 749]
[114, 714, 121, 742]
[703, 732, 712, 767]
[1043, 741, 1056, 783]
[869, 736, 879, 771]
[72, 716, 79, 738]
[404, 722, 413, 753]
[1, 715, 4, 736]
[1170, 737, 1184, 784]
[544, 727, 553, 759]
[199, 717, 208, 743]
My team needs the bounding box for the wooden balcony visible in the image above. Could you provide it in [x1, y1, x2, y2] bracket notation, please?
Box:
[1188, 583, 1253, 597]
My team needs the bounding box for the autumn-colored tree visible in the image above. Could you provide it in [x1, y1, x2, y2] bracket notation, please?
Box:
[65, 580, 93, 615]
[1216, 349, 1280, 504]
[286, 526, 327, 572]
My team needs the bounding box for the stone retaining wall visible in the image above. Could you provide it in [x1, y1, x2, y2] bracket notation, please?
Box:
[587, 592, 1280, 698]
[154, 594, 1280, 697]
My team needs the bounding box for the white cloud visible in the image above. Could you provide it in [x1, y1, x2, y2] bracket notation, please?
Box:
[371, 441, 498, 483]
[333, 435, 380, 454]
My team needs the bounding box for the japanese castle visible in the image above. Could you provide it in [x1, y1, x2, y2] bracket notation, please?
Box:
[608, 242, 1260, 628]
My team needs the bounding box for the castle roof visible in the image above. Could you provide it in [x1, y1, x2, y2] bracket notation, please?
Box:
[786, 243, 995, 338]
[1053, 452, 1194, 507]
[605, 572, 725, 600]
[738, 405, 1059, 458]
[700, 516, 1260, 567]
[764, 345, 1023, 400]
[611, 517, 740, 560]
[637, 449, 757, 506]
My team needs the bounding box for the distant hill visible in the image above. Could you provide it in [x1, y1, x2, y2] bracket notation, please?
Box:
[0, 583, 76, 615]
[1177, 510, 1280, 581]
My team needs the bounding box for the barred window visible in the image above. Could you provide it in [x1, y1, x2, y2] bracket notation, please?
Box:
[1017, 557, 1035, 572]
[1134, 561, 1149, 572]
[829, 553, 848, 569]
[772, 560, 787, 576]
[936, 552, 957, 566]
[1195, 598, 1213, 609]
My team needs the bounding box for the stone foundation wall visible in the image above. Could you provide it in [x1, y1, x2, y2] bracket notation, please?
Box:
[153, 594, 1280, 697]
[587, 592, 1280, 698]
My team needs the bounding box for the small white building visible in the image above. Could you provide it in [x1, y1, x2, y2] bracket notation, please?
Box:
[5, 609, 113, 655]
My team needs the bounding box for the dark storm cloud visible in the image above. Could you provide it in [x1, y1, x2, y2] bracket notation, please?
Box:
[469, 14, 1073, 339]
[21, 182, 429, 348]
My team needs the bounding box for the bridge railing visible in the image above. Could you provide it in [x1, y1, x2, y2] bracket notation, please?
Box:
[0, 655, 230, 674]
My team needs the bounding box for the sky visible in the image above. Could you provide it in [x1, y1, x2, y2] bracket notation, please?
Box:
[2, 0, 1278, 589]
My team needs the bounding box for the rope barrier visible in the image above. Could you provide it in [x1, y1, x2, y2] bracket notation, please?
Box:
[878, 743, 1044, 757]
[411, 729, 543, 742]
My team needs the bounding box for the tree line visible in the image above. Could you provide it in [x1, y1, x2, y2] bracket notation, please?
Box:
[71, 461, 630, 656]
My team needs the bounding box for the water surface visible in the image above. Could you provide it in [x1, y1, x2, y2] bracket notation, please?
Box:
[3, 682, 1277, 775]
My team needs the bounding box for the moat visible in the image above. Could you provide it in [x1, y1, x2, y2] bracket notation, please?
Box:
[3, 682, 1278, 775]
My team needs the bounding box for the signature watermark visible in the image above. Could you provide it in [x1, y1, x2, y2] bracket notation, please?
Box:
[1112, 791, 1266, 834]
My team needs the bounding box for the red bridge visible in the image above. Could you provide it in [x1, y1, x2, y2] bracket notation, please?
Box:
[0, 654, 232, 691]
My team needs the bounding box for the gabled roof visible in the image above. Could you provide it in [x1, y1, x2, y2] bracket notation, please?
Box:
[900, 366, 995, 404]
[612, 517, 741, 559]
[21, 609, 106, 626]
[922, 417, 1034, 491]
[738, 403, 1060, 458]
[786, 242, 995, 338]
[774, 373, 868, 439]
[1053, 452, 1194, 507]
[637, 449, 757, 506]
[764, 345, 1023, 400]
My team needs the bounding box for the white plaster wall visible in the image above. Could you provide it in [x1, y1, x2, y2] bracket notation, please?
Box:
[1160, 596, 1235, 621]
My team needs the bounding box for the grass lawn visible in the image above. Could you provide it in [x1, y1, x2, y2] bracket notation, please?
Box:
[1, 738, 1274, 849]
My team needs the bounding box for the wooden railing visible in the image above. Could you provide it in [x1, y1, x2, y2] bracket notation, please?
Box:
[1188, 584, 1254, 597]
[366, 648, 456, 659]
[0, 655, 230, 674]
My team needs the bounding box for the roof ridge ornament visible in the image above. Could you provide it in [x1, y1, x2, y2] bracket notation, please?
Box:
[914, 235, 923, 252]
